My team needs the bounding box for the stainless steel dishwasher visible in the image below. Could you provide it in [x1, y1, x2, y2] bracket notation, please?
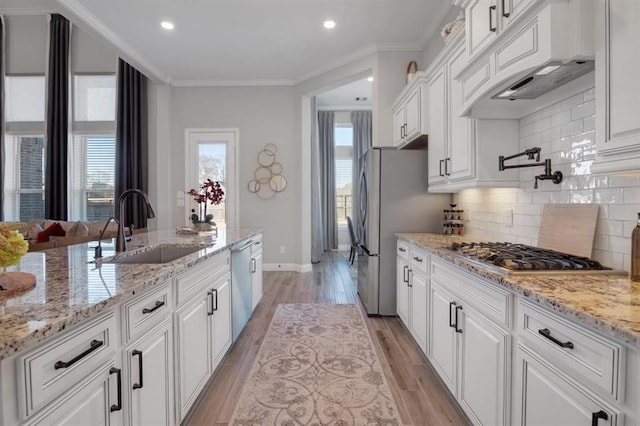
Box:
[231, 239, 253, 342]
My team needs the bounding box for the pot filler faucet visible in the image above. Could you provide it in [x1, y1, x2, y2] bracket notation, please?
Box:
[115, 189, 156, 252]
[498, 147, 563, 189]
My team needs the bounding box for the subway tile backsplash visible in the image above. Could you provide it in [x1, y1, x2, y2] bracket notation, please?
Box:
[457, 87, 640, 271]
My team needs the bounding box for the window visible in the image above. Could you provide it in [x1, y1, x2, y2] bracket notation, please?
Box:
[335, 125, 353, 226]
[198, 142, 227, 228]
[4, 76, 45, 123]
[73, 74, 116, 122]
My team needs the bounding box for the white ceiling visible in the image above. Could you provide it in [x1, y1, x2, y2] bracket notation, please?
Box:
[316, 78, 372, 109]
[49, 0, 451, 85]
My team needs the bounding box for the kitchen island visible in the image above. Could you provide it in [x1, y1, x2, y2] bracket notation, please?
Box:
[396, 232, 640, 426]
[0, 228, 262, 426]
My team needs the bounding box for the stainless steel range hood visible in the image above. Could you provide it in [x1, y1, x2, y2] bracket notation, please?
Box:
[491, 60, 595, 101]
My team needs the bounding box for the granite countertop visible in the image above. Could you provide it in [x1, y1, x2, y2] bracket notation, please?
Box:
[397, 233, 640, 350]
[0, 228, 262, 360]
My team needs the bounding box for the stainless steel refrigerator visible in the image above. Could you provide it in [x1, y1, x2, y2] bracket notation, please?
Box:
[357, 147, 450, 316]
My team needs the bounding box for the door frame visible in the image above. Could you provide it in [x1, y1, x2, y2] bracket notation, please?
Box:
[184, 128, 239, 229]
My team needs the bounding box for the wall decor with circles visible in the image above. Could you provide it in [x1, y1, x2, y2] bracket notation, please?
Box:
[248, 143, 287, 199]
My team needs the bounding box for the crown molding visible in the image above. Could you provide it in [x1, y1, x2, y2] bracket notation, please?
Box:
[0, 8, 56, 15]
[172, 78, 296, 87]
[419, 2, 456, 49]
[55, 0, 171, 84]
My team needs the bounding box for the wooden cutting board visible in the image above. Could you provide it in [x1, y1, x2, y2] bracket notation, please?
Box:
[537, 204, 600, 258]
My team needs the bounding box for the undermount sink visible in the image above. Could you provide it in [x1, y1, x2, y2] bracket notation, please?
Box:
[106, 245, 206, 264]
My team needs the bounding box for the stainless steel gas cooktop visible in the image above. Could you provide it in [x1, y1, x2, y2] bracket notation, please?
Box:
[446, 242, 626, 276]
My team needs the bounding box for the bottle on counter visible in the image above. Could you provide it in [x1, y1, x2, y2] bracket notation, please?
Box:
[632, 212, 640, 281]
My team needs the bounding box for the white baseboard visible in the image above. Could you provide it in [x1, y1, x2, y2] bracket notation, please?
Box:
[263, 263, 313, 273]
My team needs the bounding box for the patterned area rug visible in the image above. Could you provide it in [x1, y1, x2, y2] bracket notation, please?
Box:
[229, 304, 402, 425]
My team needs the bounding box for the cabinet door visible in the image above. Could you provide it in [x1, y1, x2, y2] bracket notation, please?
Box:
[428, 281, 457, 395]
[458, 307, 508, 426]
[211, 275, 232, 369]
[127, 321, 174, 426]
[514, 346, 620, 426]
[501, 0, 536, 28]
[427, 67, 447, 186]
[447, 43, 475, 182]
[595, 0, 640, 158]
[251, 251, 263, 311]
[175, 293, 212, 420]
[467, 0, 498, 59]
[396, 258, 410, 327]
[393, 106, 406, 147]
[404, 88, 421, 141]
[410, 271, 428, 355]
[25, 364, 121, 426]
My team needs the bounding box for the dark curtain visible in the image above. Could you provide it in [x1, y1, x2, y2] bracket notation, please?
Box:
[0, 16, 4, 221]
[351, 111, 372, 242]
[115, 58, 148, 229]
[44, 14, 70, 220]
[310, 98, 324, 262]
[318, 111, 337, 250]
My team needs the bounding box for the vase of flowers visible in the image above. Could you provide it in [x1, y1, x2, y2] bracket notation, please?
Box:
[187, 179, 225, 232]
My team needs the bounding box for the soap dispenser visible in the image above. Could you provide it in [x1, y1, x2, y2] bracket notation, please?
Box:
[632, 212, 640, 281]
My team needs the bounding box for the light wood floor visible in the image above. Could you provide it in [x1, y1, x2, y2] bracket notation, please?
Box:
[184, 251, 469, 426]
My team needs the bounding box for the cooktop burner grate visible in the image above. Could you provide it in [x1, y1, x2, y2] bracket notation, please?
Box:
[448, 242, 611, 271]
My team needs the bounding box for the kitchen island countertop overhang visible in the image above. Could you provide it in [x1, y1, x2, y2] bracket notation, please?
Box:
[0, 228, 262, 360]
[397, 232, 640, 350]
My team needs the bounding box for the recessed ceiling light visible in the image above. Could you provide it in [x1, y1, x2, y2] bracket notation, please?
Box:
[323, 20, 336, 29]
[161, 21, 174, 30]
[367, 76, 374, 82]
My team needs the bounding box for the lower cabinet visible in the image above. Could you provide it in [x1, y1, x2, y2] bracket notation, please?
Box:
[396, 255, 410, 328]
[175, 269, 232, 421]
[125, 319, 174, 426]
[395, 241, 428, 354]
[24, 361, 123, 426]
[428, 281, 458, 394]
[513, 344, 620, 426]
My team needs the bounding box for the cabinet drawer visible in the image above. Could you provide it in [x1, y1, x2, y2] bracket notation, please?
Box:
[462, 58, 491, 103]
[18, 312, 117, 418]
[517, 300, 623, 400]
[410, 246, 430, 277]
[122, 281, 172, 344]
[431, 259, 511, 329]
[175, 251, 230, 305]
[397, 240, 410, 260]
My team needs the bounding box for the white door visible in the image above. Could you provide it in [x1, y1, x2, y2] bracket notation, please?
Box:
[410, 271, 428, 354]
[467, 0, 498, 59]
[185, 129, 238, 229]
[128, 321, 174, 426]
[392, 107, 406, 147]
[514, 346, 618, 426]
[404, 88, 421, 141]
[428, 281, 457, 394]
[427, 68, 447, 186]
[396, 258, 410, 327]
[251, 250, 263, 311]
[175, 293, 212, 420]
[211, 275, 232, 369]
[458, 307, 507, 426]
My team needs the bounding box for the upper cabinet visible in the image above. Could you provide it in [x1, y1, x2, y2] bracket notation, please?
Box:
[591, 0, 640, 175]
[392, 79, 428, 148]
[453, 0, 595, 118]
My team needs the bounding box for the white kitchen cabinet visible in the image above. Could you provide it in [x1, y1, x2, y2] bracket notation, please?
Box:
[211, 273, 232, 368]
[395, 241, 429, 354]
[513, 344, 620, 426]
[391, 79, 428, 148]
[592, 0, 640, 174]
[428, 281, 458, 395]
[426, 66, 448, 186]
[251, 237, 263, 311]
[24, 361, 123, 426]
[125, 318, 174, 426]
[466, 0, 498, 59]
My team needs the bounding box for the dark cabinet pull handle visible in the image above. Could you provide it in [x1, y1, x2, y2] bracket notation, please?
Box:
[455, 306, 463, 333]
[403, 265, 409, 283]
[400, 124, 405, 139]
[539, 328, 574, 349]
[132, 350, 143, 390]
[489, 5, 497, 32]
[439, 159, 444, 176]
[54, 339, 104, 369]
[407, 269, 412, 288]
[399, 247, 406, 252]
[142, 300, 165, 314]
[413, 256, 423, 263]
[251, 258, 257, 273]
[109, 367, 123, 412]
[502, 0, 510, 17]
[207, 291, 214, 316]
[254, 241, 261, 245]
[449, 301, 457, 328]
[212, 288, 218, 312]
[445, 158, 451, 176]
[592, 410, 608, 426]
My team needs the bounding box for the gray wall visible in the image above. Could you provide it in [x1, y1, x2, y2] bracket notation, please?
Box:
[420, 6, 464, 71]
